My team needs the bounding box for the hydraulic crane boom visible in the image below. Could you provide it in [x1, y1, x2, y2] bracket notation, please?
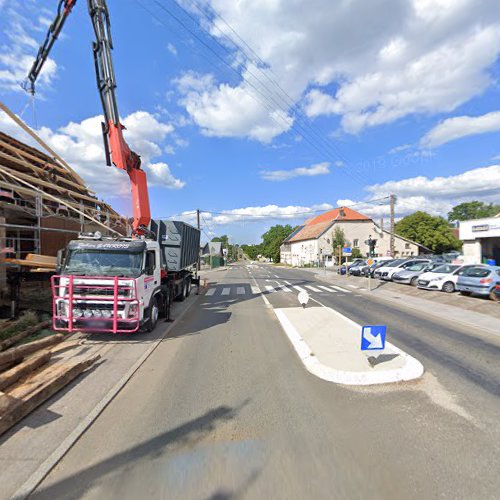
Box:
[23, 0, 151, 236]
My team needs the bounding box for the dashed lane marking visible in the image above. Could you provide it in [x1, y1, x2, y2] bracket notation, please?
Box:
[236, 287, 245, 295]
[205, 288, 216, 296]
[221, 287, 231, 296]
[305, 285, 321, 292]
[264, 285, 276, 293]
[330, 285, 352, 293]
[318, 285, 337, 293]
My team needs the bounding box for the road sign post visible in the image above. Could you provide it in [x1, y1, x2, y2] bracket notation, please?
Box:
[366, 258, 373, 291]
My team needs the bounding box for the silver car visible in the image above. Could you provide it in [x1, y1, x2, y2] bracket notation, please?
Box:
[392, 262, 440, 286]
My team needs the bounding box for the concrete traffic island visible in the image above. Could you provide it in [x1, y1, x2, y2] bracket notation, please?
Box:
[274, 306, 424, 385]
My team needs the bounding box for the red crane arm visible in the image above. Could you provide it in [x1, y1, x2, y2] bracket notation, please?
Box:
[24, 0, 151, 236]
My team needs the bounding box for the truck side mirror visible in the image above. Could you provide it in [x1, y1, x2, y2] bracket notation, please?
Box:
[56, 248, 66, 274]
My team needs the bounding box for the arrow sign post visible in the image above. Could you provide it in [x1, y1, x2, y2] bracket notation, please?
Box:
[361, 325, 386, 351]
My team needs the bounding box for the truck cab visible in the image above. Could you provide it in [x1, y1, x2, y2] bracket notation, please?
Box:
[52, 220, 200, 334]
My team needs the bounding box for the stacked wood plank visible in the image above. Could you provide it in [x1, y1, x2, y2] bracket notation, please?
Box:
[0, 320, 99, 436]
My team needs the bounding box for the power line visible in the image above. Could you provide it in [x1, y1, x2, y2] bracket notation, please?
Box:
[140, 0, 369, 187]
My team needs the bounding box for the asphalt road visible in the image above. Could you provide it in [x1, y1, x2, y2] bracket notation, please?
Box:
[33, 263, 500, 499]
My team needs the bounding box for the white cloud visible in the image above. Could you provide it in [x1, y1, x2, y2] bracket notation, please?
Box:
[175, 71, 293, 142]
[339, 165, 500, 218]
[260, 161, 330, 181]
[167, 43, 177, 56]
[421, 110, 500, 148]
[0, 110, 184, 197]
[172, 203, 334, 226]
[0, 3, 58, 93]
[177, 0, 500, 139]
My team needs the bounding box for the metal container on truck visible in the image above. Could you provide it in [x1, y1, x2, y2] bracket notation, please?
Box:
[149, 220, 200, 272]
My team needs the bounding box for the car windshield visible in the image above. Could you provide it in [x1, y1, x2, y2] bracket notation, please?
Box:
[432, 264, 460, 274]
[389, 259, 407, 267]
[461, 267, 491, 278]
[63, 249, 144, 277]
[406, 263, 428, 271]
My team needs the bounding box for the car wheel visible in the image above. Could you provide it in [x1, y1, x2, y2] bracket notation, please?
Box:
[410, 276, 418, 286]
[146, 296, 160, 332]
[459, 291, 471, 296]
[489, 289, 499, 302]
[442, 281, 455, 293]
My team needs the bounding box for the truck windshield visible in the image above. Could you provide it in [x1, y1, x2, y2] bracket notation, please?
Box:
[63, 250, 143, 277]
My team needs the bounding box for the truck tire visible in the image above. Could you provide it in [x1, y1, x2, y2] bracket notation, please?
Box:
[185, 277, 192, 297]
[146, 295, 160, 332]
[177, 279, 188, 302]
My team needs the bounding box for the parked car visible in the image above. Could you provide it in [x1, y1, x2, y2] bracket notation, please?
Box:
[392, 262, 441, 286]
[493, 283, 500, 301]
[354, 257, 393, 277]
[338, 258, 365, 275]
[362, 259, 395, 277]
[375, 258, 432, 281]
[456, 265, 500, 300]
[349, 260, 368, 276]
[417, 264, 471, 293]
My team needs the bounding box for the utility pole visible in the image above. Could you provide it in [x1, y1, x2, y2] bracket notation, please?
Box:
[390, 194, 396, 257]
[196, 209, 201, 280]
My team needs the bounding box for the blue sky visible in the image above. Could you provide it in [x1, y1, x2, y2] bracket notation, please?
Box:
[1, 0, 500, 244]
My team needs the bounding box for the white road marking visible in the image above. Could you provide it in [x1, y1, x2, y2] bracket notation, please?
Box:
[221, 287, 230, 295]
[284, 280, 292, 286]
[305, 285, 321, 292]
[330, 285, 351, 293]
[347, 285, 358, 289]
[278, 284, 292, 293]
[205, 288, 216, 296]
[251, 286, 261, 294]
[236, 287, 245, 295]
[265, 285, 276, 293]
[293, 285, 306, 292]
[318, 285, 337, 293]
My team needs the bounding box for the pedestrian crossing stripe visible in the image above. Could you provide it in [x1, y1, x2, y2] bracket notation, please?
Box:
[204, 283, 350, 297]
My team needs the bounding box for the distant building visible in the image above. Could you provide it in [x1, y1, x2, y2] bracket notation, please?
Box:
[459, 215, 500, 265]
[280, 207, 426, 266]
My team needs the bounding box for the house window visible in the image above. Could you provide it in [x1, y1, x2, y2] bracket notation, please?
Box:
[405, 243, 410, 249]
[353, 239, 359, 248]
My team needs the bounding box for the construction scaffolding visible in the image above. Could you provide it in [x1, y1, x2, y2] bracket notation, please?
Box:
[0, 101, 127, 310]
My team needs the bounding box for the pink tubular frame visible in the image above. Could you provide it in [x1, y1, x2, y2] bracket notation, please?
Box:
[51, 275, 140, 333]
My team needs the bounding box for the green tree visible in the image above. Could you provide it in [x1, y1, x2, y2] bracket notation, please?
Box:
[331, 227, 346, 250]
[351, 248, 363, 259]
[241, 244, 262, 260]
[448, 201, 500, 221]
[261, 224, 296, 262]
[211, 235, 228, 246]
[396, 211, 462, 254]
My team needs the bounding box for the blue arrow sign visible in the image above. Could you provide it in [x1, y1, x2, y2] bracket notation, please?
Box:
[342, 247, 352, 254]
[361, 325, 386, 350]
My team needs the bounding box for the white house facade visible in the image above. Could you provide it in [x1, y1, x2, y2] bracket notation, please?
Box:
[280, 207, 423, 266]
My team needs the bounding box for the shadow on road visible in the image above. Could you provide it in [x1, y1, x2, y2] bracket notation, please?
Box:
[33, 400, 250, 499]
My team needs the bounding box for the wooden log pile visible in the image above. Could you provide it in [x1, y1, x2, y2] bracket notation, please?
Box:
[0, 320, 99, 436]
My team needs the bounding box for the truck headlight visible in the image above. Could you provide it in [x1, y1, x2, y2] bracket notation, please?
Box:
[83, 310, 93, 318]
[102, 310, 112, 318]
[128, 304, 138, 318]
[73, 308, 83, 318]
[92, 309, 102, 318]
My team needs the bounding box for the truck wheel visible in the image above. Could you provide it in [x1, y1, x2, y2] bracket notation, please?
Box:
[146, 296, 160, 332]
[185, 277, 192, 297]
[177, 280, 188, 302]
